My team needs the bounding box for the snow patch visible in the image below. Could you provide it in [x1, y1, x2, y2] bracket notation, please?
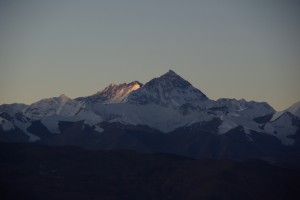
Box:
[0, 117, 15, 131]
[218, 118, 238, 134]
[94, 125, 104, 133]
[93, 102, 210, 133]
[264, 113, 297, 145]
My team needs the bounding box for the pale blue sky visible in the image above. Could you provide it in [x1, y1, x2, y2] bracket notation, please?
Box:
[0, 0, 299, 110]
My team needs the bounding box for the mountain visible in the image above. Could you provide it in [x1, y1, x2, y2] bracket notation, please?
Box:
[23, 94, 80, 118]
[272, 101, 300, 121]
[88, 70, 212, 132]
[77, 81, 142, 104]
[0, 70, 299, 166]
[1, 94, 102, 139]
[286, 101, 300, 117]
[128, 70, 208, 107]
[0, 117, 14, 131]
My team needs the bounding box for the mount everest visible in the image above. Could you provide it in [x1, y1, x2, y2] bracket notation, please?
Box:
[1, 70, 299, 164]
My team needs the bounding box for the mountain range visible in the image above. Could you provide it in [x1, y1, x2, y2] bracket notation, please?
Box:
[1, 70, 300, 165]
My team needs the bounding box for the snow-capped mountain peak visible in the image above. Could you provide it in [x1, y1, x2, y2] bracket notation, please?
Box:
[83, 81, 143, 104]
[162, 69, 182, 78]
[1, 69, 299, 150]
[58, 94, 71, 103]
[286, 101, 300, 118]
[153, 70, 194, 90]
[23, 94, 80, 119]
[128, 70, 208, 107]
[271, 101, 300, 121]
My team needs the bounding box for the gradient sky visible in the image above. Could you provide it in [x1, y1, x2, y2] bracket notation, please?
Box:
[0, 0, 299, 111]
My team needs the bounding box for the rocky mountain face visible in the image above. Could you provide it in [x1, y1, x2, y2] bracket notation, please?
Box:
[1, 70, 299, 165]
[77, 81, 142, 104]
[128, 70, 208, 107]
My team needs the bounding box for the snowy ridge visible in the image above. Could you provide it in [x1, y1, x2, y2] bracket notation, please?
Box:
[0, 116, 15, 131]
[79, 81, 142, 104]
[128, 70, 208, 109]
[272, 101, 300, 121]
[211, 98, 276, 135]
[92, 103, 211, 132]
[0, 70, 299, 146]
[24, 94, 81, 118]
[265, 113, 298, 145]
[23, 94, 102, 134]
[0, 103, 28, 115]
[286, 101, 300, 117]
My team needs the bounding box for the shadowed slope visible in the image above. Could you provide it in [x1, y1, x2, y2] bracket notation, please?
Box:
[0, 142, 299, 200]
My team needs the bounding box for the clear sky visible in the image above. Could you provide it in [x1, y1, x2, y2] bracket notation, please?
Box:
[0, 0, 299, 111]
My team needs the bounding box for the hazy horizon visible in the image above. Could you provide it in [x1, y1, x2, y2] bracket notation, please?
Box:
[1, 0, 299, 111]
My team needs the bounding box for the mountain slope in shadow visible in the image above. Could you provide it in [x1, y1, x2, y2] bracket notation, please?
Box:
[0, 142, 299, 200]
